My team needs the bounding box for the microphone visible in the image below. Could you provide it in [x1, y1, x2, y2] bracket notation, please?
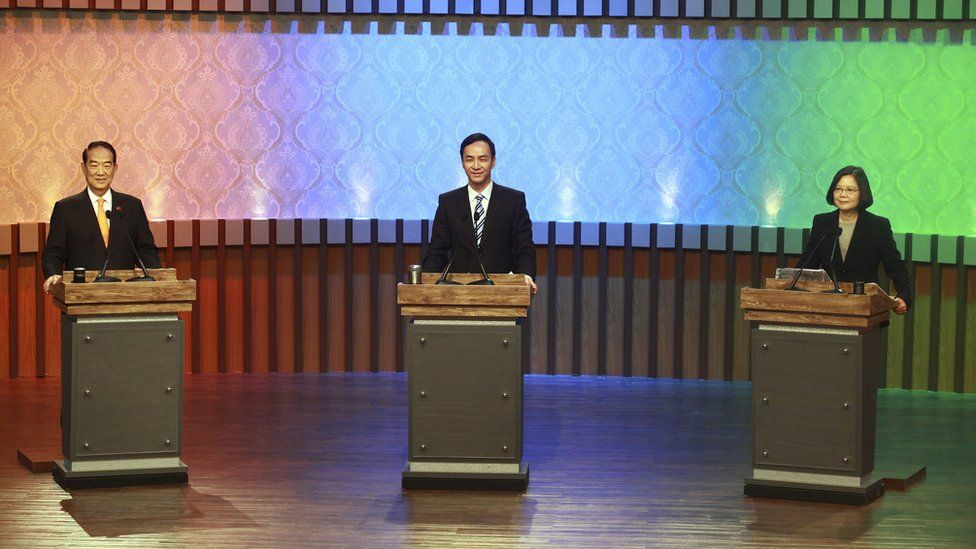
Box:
[785, 228, 833, 292]
[469, 227, 493, 286]
[468, 249, 494, 286]
[107, 207, 155, 282]
[468, 234, 495, 286]
[93, 256, 120, 282]
[821, 227, 844, 294]
[435, 238, 462, 285]
[93, 203, 121, 282]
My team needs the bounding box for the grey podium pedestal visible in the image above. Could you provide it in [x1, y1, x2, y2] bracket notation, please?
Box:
[745, 324, 884, 505]
[402, 319, 528, 491]
[53, 314, 188, 490]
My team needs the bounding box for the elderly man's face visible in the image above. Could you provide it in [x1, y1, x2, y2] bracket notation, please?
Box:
[82, 146, 116, 197]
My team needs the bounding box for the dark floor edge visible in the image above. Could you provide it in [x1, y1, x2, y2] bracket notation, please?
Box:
[744, 480, 885, 506]
[17, 448, 56, 473]
[53, 469, 189, 491]
[881, 465, 927, 491]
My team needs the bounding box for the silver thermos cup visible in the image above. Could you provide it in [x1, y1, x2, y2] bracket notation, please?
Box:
[407, 264, 422, 284]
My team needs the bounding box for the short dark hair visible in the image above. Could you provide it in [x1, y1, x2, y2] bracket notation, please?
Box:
[826, 165, 874, 210]
[459, 133, 495, 158]
[82, 141, 117, 165]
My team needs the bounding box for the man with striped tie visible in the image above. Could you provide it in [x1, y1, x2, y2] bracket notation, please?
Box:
[42, 141, 160, 293]
[422, 133, 537, 294]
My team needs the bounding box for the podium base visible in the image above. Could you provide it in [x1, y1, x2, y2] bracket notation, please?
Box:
[53, 460, 188, 491]
[402, 462, 529, 491]
[744, 477, 884, 506]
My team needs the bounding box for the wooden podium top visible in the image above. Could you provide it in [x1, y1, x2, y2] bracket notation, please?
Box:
[740, 278, 894, 331]
[397, 273, 532, 319]
[51, 268, 196, 315]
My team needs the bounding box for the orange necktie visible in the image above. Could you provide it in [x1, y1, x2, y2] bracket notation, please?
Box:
[96, 197, 109, 248]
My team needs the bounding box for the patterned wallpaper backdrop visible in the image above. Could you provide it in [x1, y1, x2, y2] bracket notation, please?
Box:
[1, 12, 975, 235]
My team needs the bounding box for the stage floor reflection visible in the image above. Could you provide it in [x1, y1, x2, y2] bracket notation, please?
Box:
[1, 374, 973, 547]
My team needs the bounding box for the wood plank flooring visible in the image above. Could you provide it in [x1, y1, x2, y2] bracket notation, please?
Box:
[1, 374, 974, 547]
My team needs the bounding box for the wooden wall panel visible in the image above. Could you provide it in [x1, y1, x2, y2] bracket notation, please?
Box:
[351, 244, 371, 373]
[965, 269, 976, 394]
[605, 248, 625, 377]
[377, 245, 397, 373]
[274, 245, 297, 374]
[249, 246, 271, 374]
[300, 245, 321, 374]
[0, 256, 8, 379]
[706, 253, 727, 381]
[17, 255, 38, 378]
[579, 248, 599, 376]
[554, 246, 575, 376]
[2, 219, 974, 395]
[936, 266, 958, 393]
[911, 264, 932, 390]
[43, 285, 61, 378]
[630, 247, 650, 378]
[198, 246, 219, 374]
[224, 246, 245, 373]
[656, 249, 676, 379]
[885, 300, 907, 388]
[681, 249, 701, 380]
[171, 248, 193, 374]
[33, 224, 46, 378]
[325, 245, 346, 373]
[528, 246, 549, 375]
[731, 253, 752, 382]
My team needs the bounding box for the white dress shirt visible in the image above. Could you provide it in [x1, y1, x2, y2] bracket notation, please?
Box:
[87, 187, 112, 229]
[467, 180, 493, 225]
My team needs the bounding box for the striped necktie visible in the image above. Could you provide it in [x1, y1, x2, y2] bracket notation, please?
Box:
[474, 194, 485, 247]
[96, 197, 109, 248]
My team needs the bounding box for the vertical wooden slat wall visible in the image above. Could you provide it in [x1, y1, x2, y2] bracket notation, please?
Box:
[0, 219, 973, 395]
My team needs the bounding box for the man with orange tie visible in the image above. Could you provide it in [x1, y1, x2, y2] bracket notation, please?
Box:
[42, 141, 160, 292]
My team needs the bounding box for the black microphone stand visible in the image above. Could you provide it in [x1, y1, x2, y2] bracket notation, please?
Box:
[821, 227, 844, 294]
[785, 231, 830, 292]
[469, 249, 494, 286]
[469, 211, 493, 285]
[93, 256, 121, 282]
[435, 239, 462, 285]
[107, 209, 155, 282]
[93, 205, 121, 282]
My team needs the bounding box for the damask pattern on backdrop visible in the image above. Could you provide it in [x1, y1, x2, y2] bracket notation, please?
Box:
[1, 13, 974, 236]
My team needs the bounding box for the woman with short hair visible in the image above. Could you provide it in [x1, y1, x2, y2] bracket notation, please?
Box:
[797, 166, 911, 314]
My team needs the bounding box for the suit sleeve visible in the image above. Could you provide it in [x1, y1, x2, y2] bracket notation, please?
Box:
[796, 215, 825, 270]
[510, 192, 536, 280]
[133, 199, 161, 268]
[876, 217, 912, 309]
[421, 197, 452, 273]
[42, 201, 68, 278]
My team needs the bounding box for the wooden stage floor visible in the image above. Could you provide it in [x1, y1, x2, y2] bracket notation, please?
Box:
[1, 374, 974, 547]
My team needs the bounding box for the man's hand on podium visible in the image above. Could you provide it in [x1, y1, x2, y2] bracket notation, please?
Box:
[524, 274, 537, 295]
[43, 274, 61, 294]
[892, 297, 907, 315]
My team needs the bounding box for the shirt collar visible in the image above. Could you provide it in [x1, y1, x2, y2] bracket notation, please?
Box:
[87, 187, 113, 209]
[467, 180, 493, 203]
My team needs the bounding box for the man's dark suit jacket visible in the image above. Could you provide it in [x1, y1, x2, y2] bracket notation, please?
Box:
[42, 189, 161, 278]
[422, 183, 536, 280]
[798, 209, 912, 308]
